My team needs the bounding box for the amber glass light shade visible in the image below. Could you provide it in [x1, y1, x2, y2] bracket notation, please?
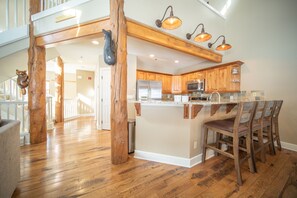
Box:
[194, 32, 212, 42]
[208, 35, 232, 51]
[186, 24, 211, 42]
[162, 16, 182, 30]
[155, 6, 182, 30]
[216, 43, 232, 51]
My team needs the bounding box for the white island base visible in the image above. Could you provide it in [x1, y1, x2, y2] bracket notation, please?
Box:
[134, 101, 237, 168]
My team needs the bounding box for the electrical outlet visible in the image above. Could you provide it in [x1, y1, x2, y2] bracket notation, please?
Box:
[193, 141, 198, 149]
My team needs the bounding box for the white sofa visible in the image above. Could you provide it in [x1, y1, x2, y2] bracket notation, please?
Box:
[0, 119, 20, 198]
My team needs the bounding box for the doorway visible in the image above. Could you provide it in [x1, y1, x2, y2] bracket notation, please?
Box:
[99, 67, 111, 130]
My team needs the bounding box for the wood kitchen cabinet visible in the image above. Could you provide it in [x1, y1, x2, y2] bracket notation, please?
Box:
[172, 75, 182, 94]
[146, 73, 156, 81]
[181, 74, 188, 94]
[217, 67, 229, 91]
[205, 62, 243, 93]
[162, 75, 172, 94]
[205, 69, 218, 92]
[136, 70, 172, 94]
[136, 71, 147, 80]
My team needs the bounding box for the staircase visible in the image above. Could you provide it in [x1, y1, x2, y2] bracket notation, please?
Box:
[0, 77, 54, 145]
[0, 0, 71, 83]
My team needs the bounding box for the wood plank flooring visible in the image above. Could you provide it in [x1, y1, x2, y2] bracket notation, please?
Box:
[12, 117, 297, 198]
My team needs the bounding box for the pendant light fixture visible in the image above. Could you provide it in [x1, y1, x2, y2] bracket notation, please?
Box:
[208, 35, 232, 51]
[155, 5, 182, 30]
[186, 23, 212, 42]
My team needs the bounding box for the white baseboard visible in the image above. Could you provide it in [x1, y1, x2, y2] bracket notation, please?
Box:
[134, 150, 215, 168]
[281, 141, 297, 152]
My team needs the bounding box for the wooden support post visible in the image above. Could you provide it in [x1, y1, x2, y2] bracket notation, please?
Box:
[211, 104, 221, 116]
[184, 104, 189, 119]
[28, 0, 47, 144]
[110, 0, 128, 164]
[191, 105, 204, 119]
[134, 103, 141, 116]
[55, 56, 64, 123]
[226, 103, 237, 114]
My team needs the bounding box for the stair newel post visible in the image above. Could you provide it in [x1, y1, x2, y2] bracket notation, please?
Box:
[28, 0, 47, 144]
[110, 0, 129, 164]
[55, 56, 64, 123]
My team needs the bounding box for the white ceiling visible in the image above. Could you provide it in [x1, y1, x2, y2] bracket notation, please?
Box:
[49, 35, 209, 73]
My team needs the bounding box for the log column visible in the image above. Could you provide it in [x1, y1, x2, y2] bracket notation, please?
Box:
[28, 1, 47, 144]
[110, 0, 128, 164]
[55, 56, 64, 123]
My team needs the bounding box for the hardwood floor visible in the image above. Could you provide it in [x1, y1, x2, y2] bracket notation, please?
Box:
[12, 117, 297, 198]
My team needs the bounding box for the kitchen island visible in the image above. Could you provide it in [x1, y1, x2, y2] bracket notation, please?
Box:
[133, 100, 239, 168]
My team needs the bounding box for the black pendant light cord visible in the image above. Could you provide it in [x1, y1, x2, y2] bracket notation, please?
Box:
[159, 5, 173, 22]
[208, 35, 225, 48]
[189, 23, 204, 36]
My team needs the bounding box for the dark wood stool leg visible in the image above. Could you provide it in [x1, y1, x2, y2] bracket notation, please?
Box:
[267, 125, 276, 155]
[233, 136, 243, 185]
[246, 132, 257, 173]
[215, 133, 222, 156]
[274, 121, 282, 151]
[202, 127, 208, 163]
[257, 128, 266, 162]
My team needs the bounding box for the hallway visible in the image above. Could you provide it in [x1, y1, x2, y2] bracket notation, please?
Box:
[13, 117, 297, 197]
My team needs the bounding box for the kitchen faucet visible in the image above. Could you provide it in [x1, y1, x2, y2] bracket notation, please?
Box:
[209, 91, 221, 102]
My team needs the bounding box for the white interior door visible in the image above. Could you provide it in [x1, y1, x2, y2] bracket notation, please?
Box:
[100, 67, 111, 130]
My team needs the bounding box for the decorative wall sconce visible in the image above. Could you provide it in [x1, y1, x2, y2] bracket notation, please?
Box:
[186, 23, 212, 42]
[155, 5, 182, 30]
[208, 35, 232, 51]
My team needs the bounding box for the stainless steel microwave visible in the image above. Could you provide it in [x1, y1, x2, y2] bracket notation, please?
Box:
[187, 79, 205, 92]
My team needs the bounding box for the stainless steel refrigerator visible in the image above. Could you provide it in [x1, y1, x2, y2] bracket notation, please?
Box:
[136, 80, 162, 101]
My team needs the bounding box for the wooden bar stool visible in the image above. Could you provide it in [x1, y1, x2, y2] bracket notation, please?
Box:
[202, 101, 257, 185]
[272, 100, 283, 151]
[262, 101, 277, 155]
[252, 101, 278, 164]
[250, 101, 266, 163]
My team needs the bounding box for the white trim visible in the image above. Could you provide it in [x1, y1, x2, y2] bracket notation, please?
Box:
[0, 25, 29, 47]
[281, 141, 297, 152]
[31, 0, 92, 21]
[134, 150, 215, 168]
[198, 0, 226, 19]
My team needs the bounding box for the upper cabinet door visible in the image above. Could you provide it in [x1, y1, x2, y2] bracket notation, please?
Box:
[137, 71, 147, 80]
[146, 73, 156, 81]
[172, 75, 182, 94]
[217, 66, 229, 91]
[205, 69, 218, 92]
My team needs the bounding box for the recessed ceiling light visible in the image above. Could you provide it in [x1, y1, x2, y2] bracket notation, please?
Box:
[91, 40, 99, 45]
[149, 54, 155, 58]
[174, 60, 179, 63]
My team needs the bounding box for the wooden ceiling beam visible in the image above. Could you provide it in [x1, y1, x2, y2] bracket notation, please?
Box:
[35, 18, 222, 63]
[35, 18, 110, 46]
[126, 19, 222, 63]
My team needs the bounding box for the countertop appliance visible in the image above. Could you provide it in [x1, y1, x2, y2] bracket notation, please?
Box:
[187, 79, 205, 92]
[137, 80, 162, 100]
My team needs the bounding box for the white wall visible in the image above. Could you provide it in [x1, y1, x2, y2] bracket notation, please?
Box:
[125, 0, 226, 50]
[32, 0, 110, 36]
[223, 0, 297, 145]
[96, 54, 137, 128]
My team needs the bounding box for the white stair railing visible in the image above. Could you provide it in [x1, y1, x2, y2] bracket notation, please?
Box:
[0, 0, 74, 33]
[41, 0, 73, 11]
[64, 98, 78, 120]
[0, 77, 55, 145]
[0, 0, 28, 33]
